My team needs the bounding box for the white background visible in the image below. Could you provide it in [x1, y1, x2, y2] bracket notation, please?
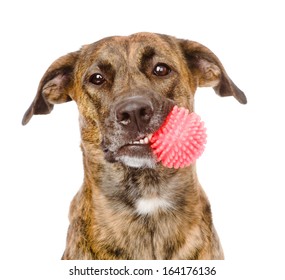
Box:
[1, 0, 284, 279]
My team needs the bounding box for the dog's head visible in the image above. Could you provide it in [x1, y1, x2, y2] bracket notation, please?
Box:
[22, 32, 246, 169]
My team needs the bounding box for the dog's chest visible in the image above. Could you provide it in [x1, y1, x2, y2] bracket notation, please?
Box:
[94, 167, 198, 259]
[95, 193, 189, 259]
[135, 197, 173, 215]
[112, 209, 183, 259]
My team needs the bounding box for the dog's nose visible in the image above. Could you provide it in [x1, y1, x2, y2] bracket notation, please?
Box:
[115, 96, 153, 131]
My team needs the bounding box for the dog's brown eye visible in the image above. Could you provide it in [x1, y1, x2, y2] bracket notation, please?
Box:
[89, 73, 106, 85]
[153, 63, 171, 76]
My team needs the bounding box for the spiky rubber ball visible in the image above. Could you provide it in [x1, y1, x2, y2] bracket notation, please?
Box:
[150, 106, 207, 168]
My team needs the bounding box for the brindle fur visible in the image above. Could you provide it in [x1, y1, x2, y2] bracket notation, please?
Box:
[22, 32, 246, 260]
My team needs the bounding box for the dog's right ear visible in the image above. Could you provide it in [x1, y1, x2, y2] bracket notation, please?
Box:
[22, 51, 79, 125]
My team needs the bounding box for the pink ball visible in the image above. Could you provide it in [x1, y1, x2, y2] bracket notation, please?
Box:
[150, 106, 207, 169]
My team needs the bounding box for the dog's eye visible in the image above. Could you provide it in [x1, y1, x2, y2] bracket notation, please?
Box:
[89, 73, 106, 85]
[153, 63, 171, 76]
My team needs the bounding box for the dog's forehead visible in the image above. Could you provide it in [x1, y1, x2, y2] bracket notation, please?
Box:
[80, 33, 180, 65]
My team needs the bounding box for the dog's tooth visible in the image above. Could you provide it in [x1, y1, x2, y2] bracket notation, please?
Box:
[128, 136, 151, 145]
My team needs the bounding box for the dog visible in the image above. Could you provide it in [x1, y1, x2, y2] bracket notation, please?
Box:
[22, 32, 246, 260]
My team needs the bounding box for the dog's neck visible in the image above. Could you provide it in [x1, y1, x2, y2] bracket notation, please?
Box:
[70, 143, 207, 259]
[81, 144, 201, 215]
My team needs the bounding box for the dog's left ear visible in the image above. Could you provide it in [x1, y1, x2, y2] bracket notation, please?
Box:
[22, 51, 79, 125]
[179, 40, 247, 104]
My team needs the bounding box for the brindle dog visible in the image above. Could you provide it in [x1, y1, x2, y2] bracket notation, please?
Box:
[22, 32, 246, 260]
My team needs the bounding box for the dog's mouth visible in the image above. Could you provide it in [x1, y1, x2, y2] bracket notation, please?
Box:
[102, 133, 156, 168]
[116, 133, 155, 168]
[127, 134, 153, 145]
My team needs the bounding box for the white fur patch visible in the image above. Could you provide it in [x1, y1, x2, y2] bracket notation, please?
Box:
[118, 156, 156, 168]
[135, 197, 173, 215]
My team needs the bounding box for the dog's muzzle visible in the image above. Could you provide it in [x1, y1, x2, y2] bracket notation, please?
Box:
[102, 95, 174, 168]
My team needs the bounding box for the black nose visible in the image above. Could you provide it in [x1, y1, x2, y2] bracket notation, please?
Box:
[115, 96, 153, 132]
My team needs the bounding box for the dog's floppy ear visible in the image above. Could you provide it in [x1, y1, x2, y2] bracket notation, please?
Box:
[22, 51, 79, 125]
[179, 40, 247, 104]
